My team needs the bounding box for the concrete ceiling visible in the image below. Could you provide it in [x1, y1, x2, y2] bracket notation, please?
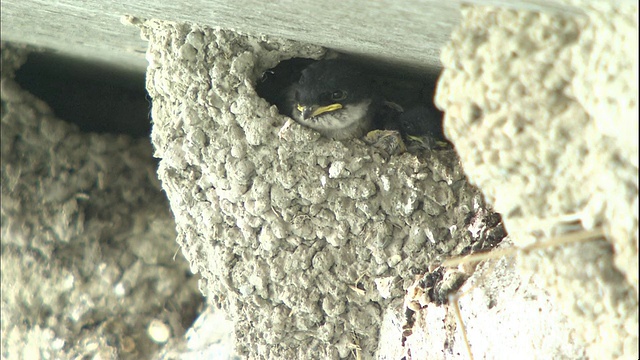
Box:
[2, 0, 588, 75]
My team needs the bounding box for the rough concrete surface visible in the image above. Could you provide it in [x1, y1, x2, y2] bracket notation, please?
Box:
[400, 238, 589, 360]
[1, 43, 203, 359]
[436, 4, 638, 359]
[1, 0, 598, 77]
[2, 1, 637, 359]
[133, 17, 508, 359]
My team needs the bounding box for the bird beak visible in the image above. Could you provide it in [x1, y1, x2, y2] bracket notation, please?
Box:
[297, 103, 343, 119]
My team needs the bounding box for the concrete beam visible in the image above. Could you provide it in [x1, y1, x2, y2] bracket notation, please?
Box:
[2, 0, 593, 74]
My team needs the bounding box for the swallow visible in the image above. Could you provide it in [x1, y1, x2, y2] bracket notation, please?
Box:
[394, 106, 452, 150]
[256, 58, 450, 149]
[289, 59, 383, 140]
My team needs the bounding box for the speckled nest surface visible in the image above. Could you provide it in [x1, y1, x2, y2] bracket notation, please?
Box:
[436, 5, 638, 359]
[1, 43, 201, 360]
[136, 19, 504, 359]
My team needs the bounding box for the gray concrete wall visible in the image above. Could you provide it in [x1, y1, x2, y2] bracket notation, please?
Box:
[1, 0, 599, 74]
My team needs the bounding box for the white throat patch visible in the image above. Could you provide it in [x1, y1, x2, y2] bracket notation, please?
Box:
[292, 99, 372, 137]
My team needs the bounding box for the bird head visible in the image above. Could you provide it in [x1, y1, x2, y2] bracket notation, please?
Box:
[292, 60, 374, 123]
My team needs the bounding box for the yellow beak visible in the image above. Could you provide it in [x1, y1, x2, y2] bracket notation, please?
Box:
[297, 103, 343, 119]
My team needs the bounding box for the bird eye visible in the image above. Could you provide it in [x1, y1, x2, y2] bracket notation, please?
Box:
[331, 90, 347, 101]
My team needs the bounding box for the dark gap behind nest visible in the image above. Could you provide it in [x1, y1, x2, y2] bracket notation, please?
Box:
[15, 51, 151, 138]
